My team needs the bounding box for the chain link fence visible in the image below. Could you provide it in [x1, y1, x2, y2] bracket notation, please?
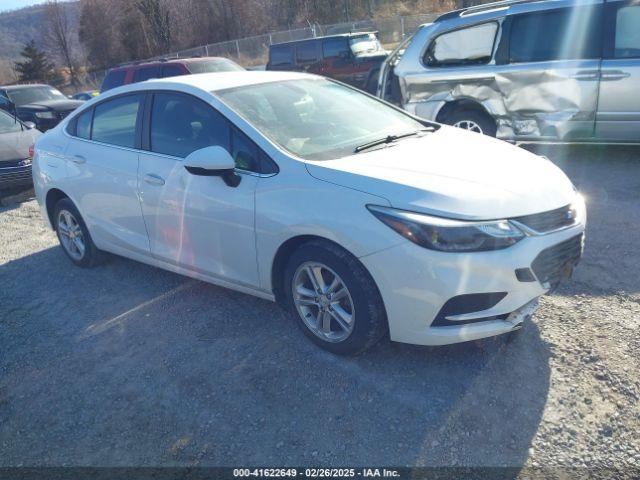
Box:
[84, 12, 438, 88]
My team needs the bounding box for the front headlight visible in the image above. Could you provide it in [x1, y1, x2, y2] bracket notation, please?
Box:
[569, 193, 587, 225]
[367, 205, 524, 252]
[35, 111, 55, 119]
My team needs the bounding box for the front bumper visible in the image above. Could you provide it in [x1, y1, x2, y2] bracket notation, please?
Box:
[0, 161, 33, 189]
[360, 222, 585, 346]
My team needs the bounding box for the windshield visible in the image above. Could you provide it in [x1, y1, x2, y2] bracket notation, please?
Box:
[349, 33, 384, 55]
[215, 78, 425, 160]
[6, 86, 67, 106]
[188, 59, 244, 74]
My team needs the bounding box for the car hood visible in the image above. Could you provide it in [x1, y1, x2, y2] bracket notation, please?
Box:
[305, 126, 577, 220]
[18, 99, 83, 111]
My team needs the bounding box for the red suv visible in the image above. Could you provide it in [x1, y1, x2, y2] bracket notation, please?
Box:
[266, 32, 388, 93]
[100, 57, 244, 92]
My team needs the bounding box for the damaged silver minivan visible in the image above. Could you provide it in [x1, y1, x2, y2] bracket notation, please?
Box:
[378, 0, 640, 142]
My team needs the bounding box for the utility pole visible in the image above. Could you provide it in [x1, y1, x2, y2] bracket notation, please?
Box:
[344, 0, 350, 22]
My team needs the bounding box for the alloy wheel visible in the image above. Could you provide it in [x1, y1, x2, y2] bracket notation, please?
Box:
[453, 119, 484, 134]
[57, 209, 86, 261]
[292, 262, 355, 343]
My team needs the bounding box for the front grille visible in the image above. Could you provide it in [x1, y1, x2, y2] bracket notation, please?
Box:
[513, 204, 575, 233]
[531, 234, 584, 288]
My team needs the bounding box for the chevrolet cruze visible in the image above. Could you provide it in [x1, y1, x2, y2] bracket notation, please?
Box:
[32, 71, 586, 355]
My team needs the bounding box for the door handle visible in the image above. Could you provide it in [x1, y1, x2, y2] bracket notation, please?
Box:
[70, 154, 86, 164]
[144, 173, 165, 186]
[600, 70, 631, 81]
[570, 70, 599, 81]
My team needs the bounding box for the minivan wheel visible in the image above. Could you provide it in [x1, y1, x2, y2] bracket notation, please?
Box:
[283, 240, 387, 355]
[54, 198, 104, 267]
[447, 110, 497, 137]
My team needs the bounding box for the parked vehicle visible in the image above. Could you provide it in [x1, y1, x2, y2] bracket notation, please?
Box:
[0, 109, 40, 190]
[0, 85, 84, 132]
[72, 90, 99, 101]
[378, 0, 640, 142]
[100, 57, 245, 93]
[266, 32, 388, 93]
[33, 71, 586, 354]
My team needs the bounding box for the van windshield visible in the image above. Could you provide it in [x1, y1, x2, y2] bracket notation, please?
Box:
[188, 59, 244, 74]
[215, 78, 426, 161]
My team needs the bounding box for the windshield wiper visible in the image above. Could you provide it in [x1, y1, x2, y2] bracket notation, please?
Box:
[354, 129, 431, 153]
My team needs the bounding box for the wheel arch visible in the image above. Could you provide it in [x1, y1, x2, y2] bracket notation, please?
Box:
[271, 234, 359, 307]
[45, 187, 70, 229]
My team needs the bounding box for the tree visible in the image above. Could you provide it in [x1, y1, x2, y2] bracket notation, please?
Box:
[14, 40, 52, 82]
[45, 0, 79, 86]
[136, 0, 172, 55]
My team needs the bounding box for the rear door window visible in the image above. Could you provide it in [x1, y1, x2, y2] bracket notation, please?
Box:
[92, 95, 143, 148]
[425, 23, 497, 66]
[100, 70, 126, 92]
[296, 41, 319, 64]
[133, 66, 161, 83]
[509, 7, 602, 63]
[270, 45, 293, 67]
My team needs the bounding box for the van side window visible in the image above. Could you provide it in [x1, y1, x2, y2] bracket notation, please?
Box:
[150, 92, 229, 158]
[614, 5, 640, 58]
[270, 45, 293, 67]
[162, 64, 187, 77]
[509, 7, 602, 63]
[323, 37, 350, 58]
[296, 42, 319, 64]
[425, 23, 497, 67]
[92, 95, 143, 148]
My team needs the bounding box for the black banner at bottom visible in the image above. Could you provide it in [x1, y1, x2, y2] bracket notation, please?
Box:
[0, 467, 638, 480]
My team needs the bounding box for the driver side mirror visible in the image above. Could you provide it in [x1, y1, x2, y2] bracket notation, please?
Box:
[184, 146, 241, 187]
[23, 121, 36, 130]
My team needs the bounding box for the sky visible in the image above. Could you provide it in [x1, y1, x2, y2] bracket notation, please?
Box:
[0, 0, 50, 13]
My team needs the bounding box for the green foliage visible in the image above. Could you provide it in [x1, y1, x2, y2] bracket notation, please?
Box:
[13, 39, 52, 81]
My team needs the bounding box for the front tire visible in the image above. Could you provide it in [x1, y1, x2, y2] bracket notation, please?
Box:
[283, 240, 387, 355]
[54, 198, 104, 267]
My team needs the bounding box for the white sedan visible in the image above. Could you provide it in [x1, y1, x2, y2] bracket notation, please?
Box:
[32, 71, 586, 355]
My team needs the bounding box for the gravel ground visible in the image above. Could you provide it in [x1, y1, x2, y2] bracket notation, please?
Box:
[0, 145, 639, 472]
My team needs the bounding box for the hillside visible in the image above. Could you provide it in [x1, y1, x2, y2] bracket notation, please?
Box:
[0, 2, 80, 82]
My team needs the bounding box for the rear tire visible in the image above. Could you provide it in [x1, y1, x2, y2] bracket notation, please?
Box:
[54, 198, 104, 268]
[283, 240, 387, 355]
[446, 109, 497, 137]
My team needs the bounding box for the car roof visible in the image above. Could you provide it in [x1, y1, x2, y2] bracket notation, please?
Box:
[108, 56, 233, 72]
[1, 84, 51, 90]
[270, 31, 378, 47]
[432, 0, 601, 25]
[144, 70, 313, 92]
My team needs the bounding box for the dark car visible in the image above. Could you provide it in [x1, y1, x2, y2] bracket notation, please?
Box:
[266, 32, 388, 93]
[0, 85, 84, 132]
[72, 90, 99, 101]
[100, 56, 245, 93]
[0, 108, 40, 191]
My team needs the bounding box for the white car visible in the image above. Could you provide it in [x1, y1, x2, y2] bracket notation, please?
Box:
[32, 71, 586, 355]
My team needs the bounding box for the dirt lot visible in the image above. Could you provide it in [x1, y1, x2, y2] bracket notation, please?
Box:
[1, 145, 639, 472]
